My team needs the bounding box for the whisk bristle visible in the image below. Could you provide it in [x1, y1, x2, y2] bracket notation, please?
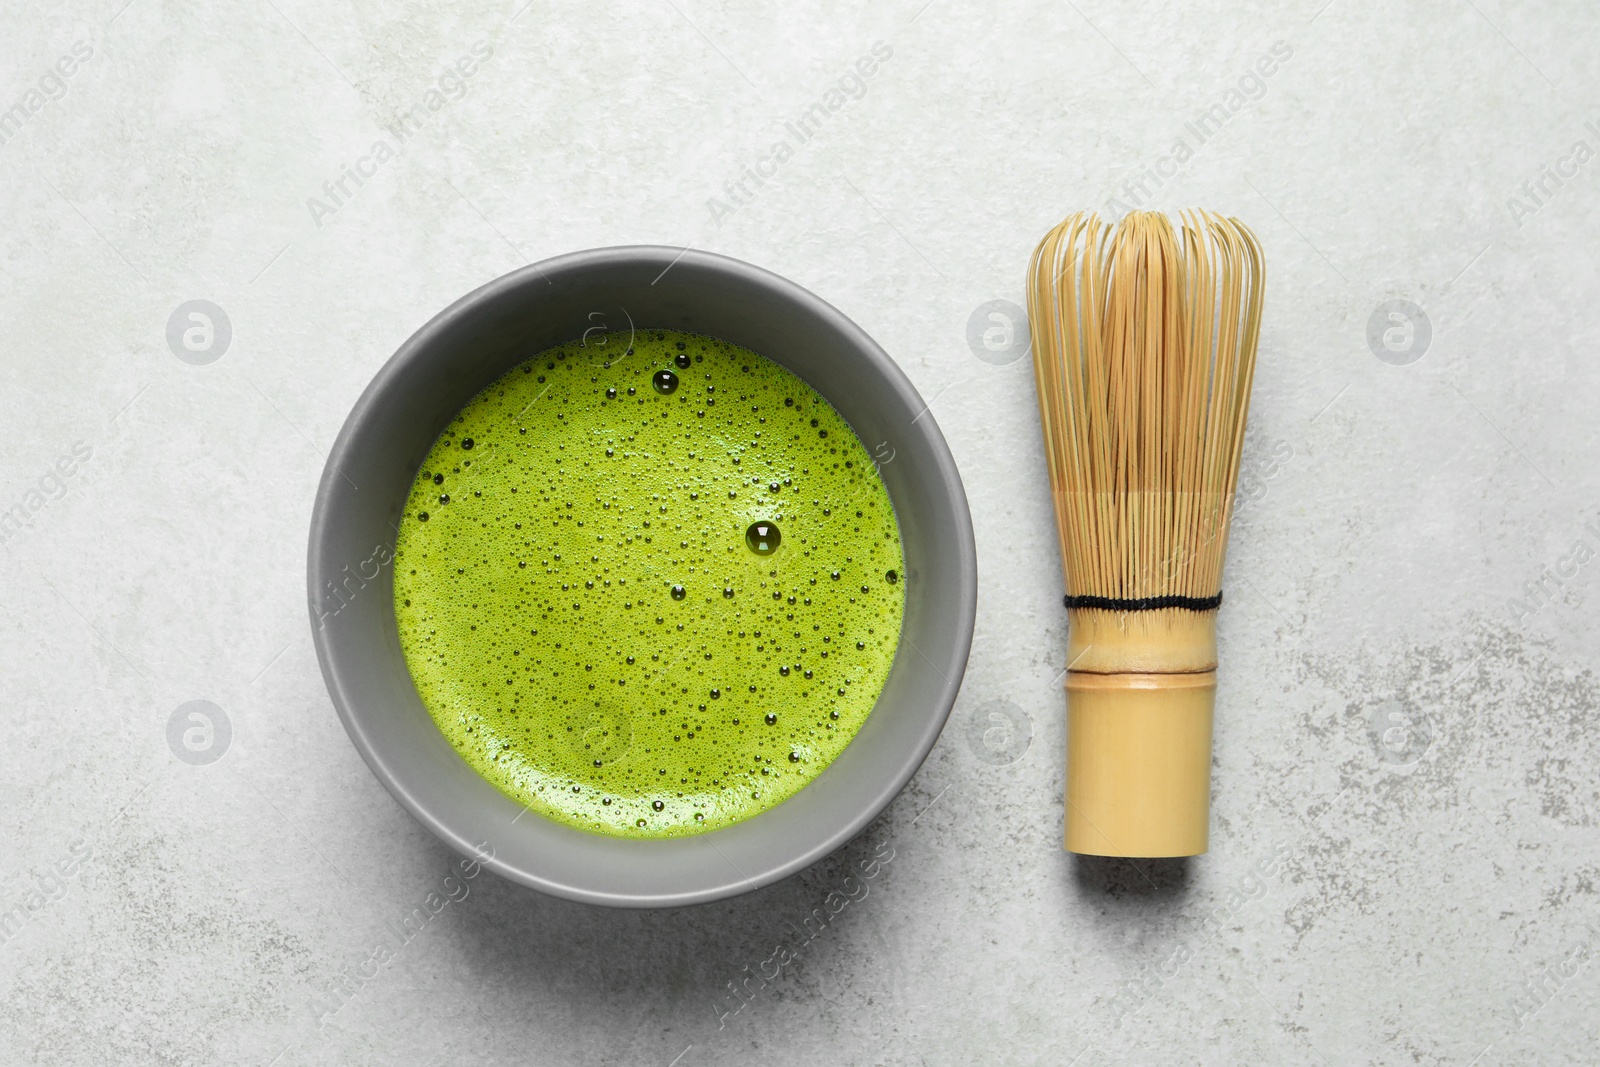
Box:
[1027, 210, 1264, 611]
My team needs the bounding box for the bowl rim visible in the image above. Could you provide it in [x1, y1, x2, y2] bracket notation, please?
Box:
[308, 245, 977, 906]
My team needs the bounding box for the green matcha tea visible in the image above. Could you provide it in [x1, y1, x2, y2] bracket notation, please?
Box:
[393, 329, 904, 838]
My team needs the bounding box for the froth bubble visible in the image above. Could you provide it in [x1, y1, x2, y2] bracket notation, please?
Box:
[746, 521, 781, 555]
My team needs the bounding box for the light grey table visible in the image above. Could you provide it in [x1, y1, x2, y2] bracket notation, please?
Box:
[3, 2, 1596, 1064]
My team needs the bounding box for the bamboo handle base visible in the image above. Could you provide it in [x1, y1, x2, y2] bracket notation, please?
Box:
[1065, 670, 1215, 858]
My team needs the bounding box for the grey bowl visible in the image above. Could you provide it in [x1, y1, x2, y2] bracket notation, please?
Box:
[307, 246, 976, 907]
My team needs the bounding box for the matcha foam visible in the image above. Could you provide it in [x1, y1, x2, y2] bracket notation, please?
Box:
[393, 329, 905, 837]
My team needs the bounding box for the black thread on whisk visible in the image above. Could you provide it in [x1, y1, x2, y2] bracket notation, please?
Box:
[1063, 593, 1223, 612]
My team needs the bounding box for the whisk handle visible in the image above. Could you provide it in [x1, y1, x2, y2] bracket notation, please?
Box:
[1064, 670, 1214, 857]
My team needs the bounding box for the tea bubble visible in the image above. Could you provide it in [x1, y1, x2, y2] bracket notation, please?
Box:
[671, 584, 686, 600]
[746, 521, 781, 555]
[652, 370, 679, 394]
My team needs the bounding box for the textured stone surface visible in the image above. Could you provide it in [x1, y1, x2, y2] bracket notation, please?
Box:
[2, 2, 1597, 1064]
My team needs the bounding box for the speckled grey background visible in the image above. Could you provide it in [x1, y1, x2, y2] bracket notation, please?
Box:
[3, 1, 1597, 1064]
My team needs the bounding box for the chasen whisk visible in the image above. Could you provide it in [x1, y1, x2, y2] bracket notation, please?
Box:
[1027, 210, 1264, 858]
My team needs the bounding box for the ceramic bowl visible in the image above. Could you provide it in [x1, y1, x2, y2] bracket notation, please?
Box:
[308, 246, 976, 906]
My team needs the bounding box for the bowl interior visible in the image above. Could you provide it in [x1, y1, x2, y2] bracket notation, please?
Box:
[309, 247, 976, 906]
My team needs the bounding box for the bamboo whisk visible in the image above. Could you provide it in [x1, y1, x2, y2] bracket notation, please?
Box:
[1027, 210, 1264, 858]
